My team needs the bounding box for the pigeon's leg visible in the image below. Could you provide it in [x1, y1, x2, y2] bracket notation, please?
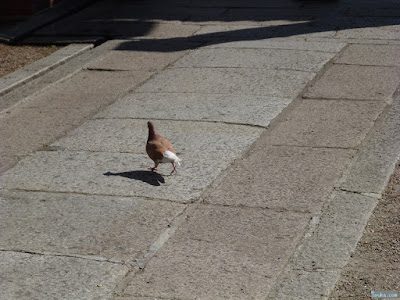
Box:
[149, 162, 158, 171]
[170, 162, 177, 175]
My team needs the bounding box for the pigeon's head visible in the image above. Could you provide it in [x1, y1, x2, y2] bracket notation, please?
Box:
[147, 121, 156, 134]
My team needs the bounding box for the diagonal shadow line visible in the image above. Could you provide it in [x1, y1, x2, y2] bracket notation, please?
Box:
[104, 170, 165, 186]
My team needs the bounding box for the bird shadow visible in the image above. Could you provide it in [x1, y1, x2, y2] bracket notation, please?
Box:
[104, 170, 165, 186]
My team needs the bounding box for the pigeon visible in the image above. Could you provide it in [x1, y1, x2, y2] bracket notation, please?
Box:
[146, 121, 181, 174]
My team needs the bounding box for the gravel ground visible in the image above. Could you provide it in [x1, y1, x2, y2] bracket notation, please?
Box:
[330, 161, 400, 299]
[0, 43, 61, 77]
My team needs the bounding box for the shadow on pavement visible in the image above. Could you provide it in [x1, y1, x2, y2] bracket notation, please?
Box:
[104, 170, 165, 186]
[3, 0, 399, 50]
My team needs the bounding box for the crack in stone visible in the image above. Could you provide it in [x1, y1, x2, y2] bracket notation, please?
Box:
[0, 248, 125, 265]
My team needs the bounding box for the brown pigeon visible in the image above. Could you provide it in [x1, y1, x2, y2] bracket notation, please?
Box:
[146, 121, 181, 174]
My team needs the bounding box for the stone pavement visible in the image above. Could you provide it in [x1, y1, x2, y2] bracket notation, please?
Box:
[1, 0, 400, 299]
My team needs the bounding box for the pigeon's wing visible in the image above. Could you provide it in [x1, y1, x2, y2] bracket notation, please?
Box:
[146, 140, 165, 162]
[159, 136, 176, 154]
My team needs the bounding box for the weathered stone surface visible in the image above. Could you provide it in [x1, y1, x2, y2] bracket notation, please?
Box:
[0, 107, 89, 158]
[204, 145, 355, 213]
[172, 48, 335, 71]
[335, 44, 400, 66]
[267, 100, 386, 148]
[339, 94, 400, 194]
[52, 119, 263, 157]
[96, 92, 293, 127]
[194, 25, 336, 40]
[137, 68, 315, 98]
[304, 65, 400, 101]
[86, 49, 187, 71]
[0, 151, 231, 203]
[268, 269, 341, 300]
[205, 39, 346, 52]
[123, 205, 311, 300]
[0, 190, 184, 262]
[291, 191, 378, 271]
[22, 69, 152, 109]
[0, 251, 128, 300]
[335, 25, 400, 40]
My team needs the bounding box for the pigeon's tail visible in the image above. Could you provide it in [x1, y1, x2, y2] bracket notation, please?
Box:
[163, 150, 182, 166]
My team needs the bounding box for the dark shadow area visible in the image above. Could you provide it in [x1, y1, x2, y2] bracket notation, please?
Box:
[1, 0, 398, 49]
[104, 170, 165, 186]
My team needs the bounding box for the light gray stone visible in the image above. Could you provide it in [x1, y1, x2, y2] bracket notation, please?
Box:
[194, 25, 336, 40]
[0, 190, 184, 262]
[304, 65, 400, 101]
[335, 44, 400, 66]
[305, 37, 400, 45]
[21, 69, 152, 109]
[0, 251, 128, 300]
[267, 100, 386, 148]
[172, 48, 335, 71]
[291, 191, 378, 271]
[205, 39, 347, 53]
[0, 151, 231, 203]
[137, 68, 315, 98]
[52, 119, 263, 158]
[339, 94, 400, 194]
[0, 107, 90, 158]
[268, 269, 341, 300]
[123, 205, 311, 300]
[86, 49, 187, 71]
[335, 25, 400, 40]
[96, 92, 293, 127]
[204, 146, 355, 213]
[0, 69, 154, 172]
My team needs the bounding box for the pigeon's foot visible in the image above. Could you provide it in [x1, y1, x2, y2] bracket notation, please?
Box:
[149, 167, 158, 171]
[170, 163, 177, 175]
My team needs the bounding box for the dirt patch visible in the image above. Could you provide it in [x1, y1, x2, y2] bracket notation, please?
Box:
[0, 43, 61, 78]
[330, 161, 400, 299]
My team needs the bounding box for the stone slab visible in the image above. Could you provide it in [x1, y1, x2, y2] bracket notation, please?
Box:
[122, 205, 311, 300]
[0, 251, 128, 300]
[21, 69, 152, 109]
[0, 190, 184, 262]
[292, 191, 378, 271]
[267, 100, 386, 148]
[335, 44, 400, 66]
[205, 39, 347, 53]
[194, 25, 336, 41]
[0, 107, 89, 159]
[304, 64, 400, 101]
[34, 17, 200, 39]
[172, 48, 335, 72]
[137, 68, 316, 98]
[339, 93, 400, 194]
[268, 191, 378, 300]
[305, 37, 400, 45]
[52, 119, 263, 159]
[0, 151, 231, 203]
[268, 269, 341, 300]
[204, 145, 355, 213]
[96, 92, 293, 127]
[335, 25, 400, 40]
[86, 49, 187, 71]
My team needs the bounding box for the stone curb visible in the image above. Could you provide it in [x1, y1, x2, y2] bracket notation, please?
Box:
[267, 90, 400, 300]
[0, 43, 93, 99]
